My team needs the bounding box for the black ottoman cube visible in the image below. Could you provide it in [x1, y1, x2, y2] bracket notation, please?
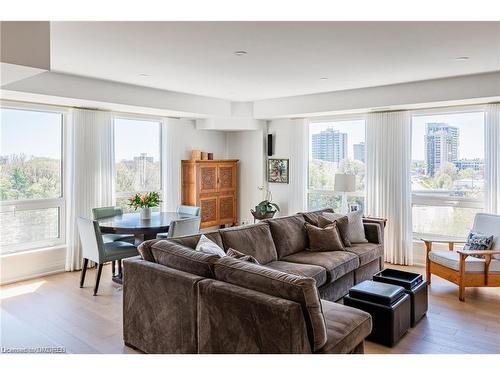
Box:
[344, 280, 411, 347]
[373, 268, 428, 327]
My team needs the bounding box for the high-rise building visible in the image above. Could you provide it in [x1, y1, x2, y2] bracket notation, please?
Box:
[353, 142, 365, 163]
[425, 123, 459, 176]
[311, 128, 347, 163]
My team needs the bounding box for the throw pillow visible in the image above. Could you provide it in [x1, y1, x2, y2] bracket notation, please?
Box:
[463, 231, 494, 258]
[304, 222, 345, 252]
[317, 215, 351, 247]
[226, 248, 260, 264]
[323, 211, 367, 244]
[195, 234, 226, 257]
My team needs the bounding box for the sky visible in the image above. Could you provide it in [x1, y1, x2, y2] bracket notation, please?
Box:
[309, 119, 365, 159]
[411, 111, 485, 161]
[114, 118, 161, 162]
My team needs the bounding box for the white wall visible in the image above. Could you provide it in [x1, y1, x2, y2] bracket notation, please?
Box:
[226, 129, 266, 224]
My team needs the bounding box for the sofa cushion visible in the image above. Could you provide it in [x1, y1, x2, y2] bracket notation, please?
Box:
[168, 230, 223, 250]
[220, 222, 278, 264]
[150, 240, 219, 278]
[266, 214, 308, 259]
[301, 208, 335, 227]
[265, 260, 327, 287]
[316, 300, 372, 354]
[305, 222, 345, 252]
[283, 250, 360, 282]
[195, 234, 226, 257]
[137, 239, 161, 262]
[214, 256, 327, 352]
[345, 243, 384, 266]
[318, 215, 351, 247]
[324, 211, 368, 244]
[227, 248, 260, 264]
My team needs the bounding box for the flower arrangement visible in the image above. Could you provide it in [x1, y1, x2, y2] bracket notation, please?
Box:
[128, 192, 161, 210]
[251, 186, 280, 220]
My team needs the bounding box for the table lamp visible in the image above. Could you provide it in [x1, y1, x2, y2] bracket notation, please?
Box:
[334, 173, 356, 213]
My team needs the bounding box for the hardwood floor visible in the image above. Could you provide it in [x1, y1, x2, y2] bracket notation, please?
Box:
[1, 263, 499, 354]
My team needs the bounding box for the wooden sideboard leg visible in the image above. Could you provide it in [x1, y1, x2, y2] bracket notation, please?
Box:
[425, 241, 432, 285]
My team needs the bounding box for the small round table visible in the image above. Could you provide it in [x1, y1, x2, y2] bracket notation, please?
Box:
[97, 211, 197, 241]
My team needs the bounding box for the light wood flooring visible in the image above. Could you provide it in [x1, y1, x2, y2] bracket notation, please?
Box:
[1, 264, 499, 354]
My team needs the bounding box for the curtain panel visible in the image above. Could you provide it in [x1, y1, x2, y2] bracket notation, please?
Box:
[366, 111, 413, 265]
[485, 104, 500, 214]
[65, 109, 114, 271]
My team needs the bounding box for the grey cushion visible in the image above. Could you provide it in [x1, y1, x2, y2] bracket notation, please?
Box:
[220, 222, 278, 264]
[266, 214, 308, 259]
[265, 260, 327, 287]
[304, 222, 345, 252]
[151, 240, 219, 278]
[318, 215, 351, 247]
[301, 208, 335, 227]
[283, 250, 359, 282]
[227, 248, 260, 264]
[213, 256, 327, 352]
[345, 243, 384, 266]
[316, 300, 372, 354]
[168, 230, 223, 249]
[324, 211, 368, 244]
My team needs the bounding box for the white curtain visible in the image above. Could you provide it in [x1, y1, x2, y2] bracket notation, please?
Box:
[288, 119, 308, 214]
[162, 118, 182, 211]
[485, 104, 500, 214]
[66, 109, 114, 271]
[366, 111, 413, 265]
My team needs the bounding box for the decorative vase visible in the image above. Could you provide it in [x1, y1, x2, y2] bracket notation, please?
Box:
[140, 207, 152, 220]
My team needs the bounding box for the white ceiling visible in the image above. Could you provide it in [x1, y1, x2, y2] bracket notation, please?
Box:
[50, 22, 500, 102]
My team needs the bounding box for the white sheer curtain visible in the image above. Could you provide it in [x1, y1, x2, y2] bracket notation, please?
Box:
[66, 109, 114, 271]
[485, 103, 500, 214]
[288, 119, 308, 214]
[366, 111, 413, 265]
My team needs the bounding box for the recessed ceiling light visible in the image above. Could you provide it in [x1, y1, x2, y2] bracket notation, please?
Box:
[234, 50, 247, 56]
[455, 56, 470, 61]
[319, 77, 329, 80]
[139, 73, 150, 77]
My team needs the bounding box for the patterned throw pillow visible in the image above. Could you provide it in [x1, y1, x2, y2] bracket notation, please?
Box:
[463, 231, 494, 258]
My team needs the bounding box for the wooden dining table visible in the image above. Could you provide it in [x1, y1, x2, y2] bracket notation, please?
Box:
[97, 211, 197, 284]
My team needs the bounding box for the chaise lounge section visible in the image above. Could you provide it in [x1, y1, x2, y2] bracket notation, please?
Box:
[123, 209, 385, 353]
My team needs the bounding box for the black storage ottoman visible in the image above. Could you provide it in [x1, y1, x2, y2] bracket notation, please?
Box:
[373, 268, 428, 327]
[344, 280, 411, 347]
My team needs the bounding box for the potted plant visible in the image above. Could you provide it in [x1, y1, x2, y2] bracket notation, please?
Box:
[128, 192, 161, 220]
[251, 186, 280, 221]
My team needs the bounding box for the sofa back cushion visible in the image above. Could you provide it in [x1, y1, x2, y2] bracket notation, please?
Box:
[219, 222, 278, 264]
[168, 230, 223, 250]
[213, 256, 327, 351]
[301, 208, 334, 227]
[150, 240, 220, 278]
[267, 214, 308, 259]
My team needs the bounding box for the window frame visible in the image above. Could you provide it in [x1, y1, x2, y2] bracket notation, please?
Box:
[307, 115, 367, 211]
[112, 115, 164, 207]
[410, 105, 487, 238]
[0, 102, 67, 254]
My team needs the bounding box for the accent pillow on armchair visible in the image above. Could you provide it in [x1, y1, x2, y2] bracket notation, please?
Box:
[463, 231, 494, 258]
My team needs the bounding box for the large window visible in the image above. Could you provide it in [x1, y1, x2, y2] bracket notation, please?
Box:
[308, 119, 366, 212]
[114, 117, 162, 211]
[0, 107, 65, 254]
[411, 110, 485, 237]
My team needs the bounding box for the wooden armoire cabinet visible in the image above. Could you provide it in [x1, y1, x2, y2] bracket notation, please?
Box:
[181, 159, 238, 228]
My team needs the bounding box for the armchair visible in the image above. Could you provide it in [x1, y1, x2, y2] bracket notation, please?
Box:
[426, 213, 500, 301]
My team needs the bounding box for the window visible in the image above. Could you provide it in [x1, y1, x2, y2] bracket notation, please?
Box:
[308, 119, 366, 212]
[411, 110, 485, 237]
[0, 107, 65, 254]
[114, 117, 162, 211]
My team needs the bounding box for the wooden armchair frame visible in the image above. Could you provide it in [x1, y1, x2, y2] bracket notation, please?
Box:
[426, 243, 500, 302]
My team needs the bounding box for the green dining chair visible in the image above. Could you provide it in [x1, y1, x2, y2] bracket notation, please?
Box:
[77, 217, 138, 295]
[177, 205, 201, 216]
[92, 206, 135, 244]
[156, 205, 201, 239]
[156, 217, 202, 239]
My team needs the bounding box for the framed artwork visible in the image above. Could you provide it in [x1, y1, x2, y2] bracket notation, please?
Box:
[348, 203, 360, 212]
[268, 158, 289, 184]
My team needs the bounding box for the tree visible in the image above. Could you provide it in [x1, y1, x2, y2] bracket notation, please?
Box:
[10, 168, 28, 199]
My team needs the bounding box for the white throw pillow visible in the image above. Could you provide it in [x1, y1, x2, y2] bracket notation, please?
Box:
[323, 210, 368, 244]
[195, 235, 226, 257]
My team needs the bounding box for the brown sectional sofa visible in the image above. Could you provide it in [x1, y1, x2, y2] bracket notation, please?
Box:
[123, 208, 385, 354]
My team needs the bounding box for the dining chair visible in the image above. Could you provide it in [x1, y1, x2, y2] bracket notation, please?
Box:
[156, 217, 201, 239]
[92, 206, 135, 244]
[177, 205, 201, 216]
[77, 217, 138, 295]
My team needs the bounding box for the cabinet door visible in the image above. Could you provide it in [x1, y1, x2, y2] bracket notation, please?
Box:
[198, 164, 218, 194]
[218, 194, 236, 225]
[217, 163, 237, 193]
[199, 197, 219, 228]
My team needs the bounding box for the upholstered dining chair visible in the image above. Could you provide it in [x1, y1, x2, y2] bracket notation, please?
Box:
[426, 213, 500, 301]
[177, 205, 201, 216]
[156, 217, 201, 239]
[92, 206, 135, 244]
[156, 205, 201, 238]
[77, 217, 138, 295]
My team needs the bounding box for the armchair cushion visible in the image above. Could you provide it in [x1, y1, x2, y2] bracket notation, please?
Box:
[429, 250, 500, 273]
